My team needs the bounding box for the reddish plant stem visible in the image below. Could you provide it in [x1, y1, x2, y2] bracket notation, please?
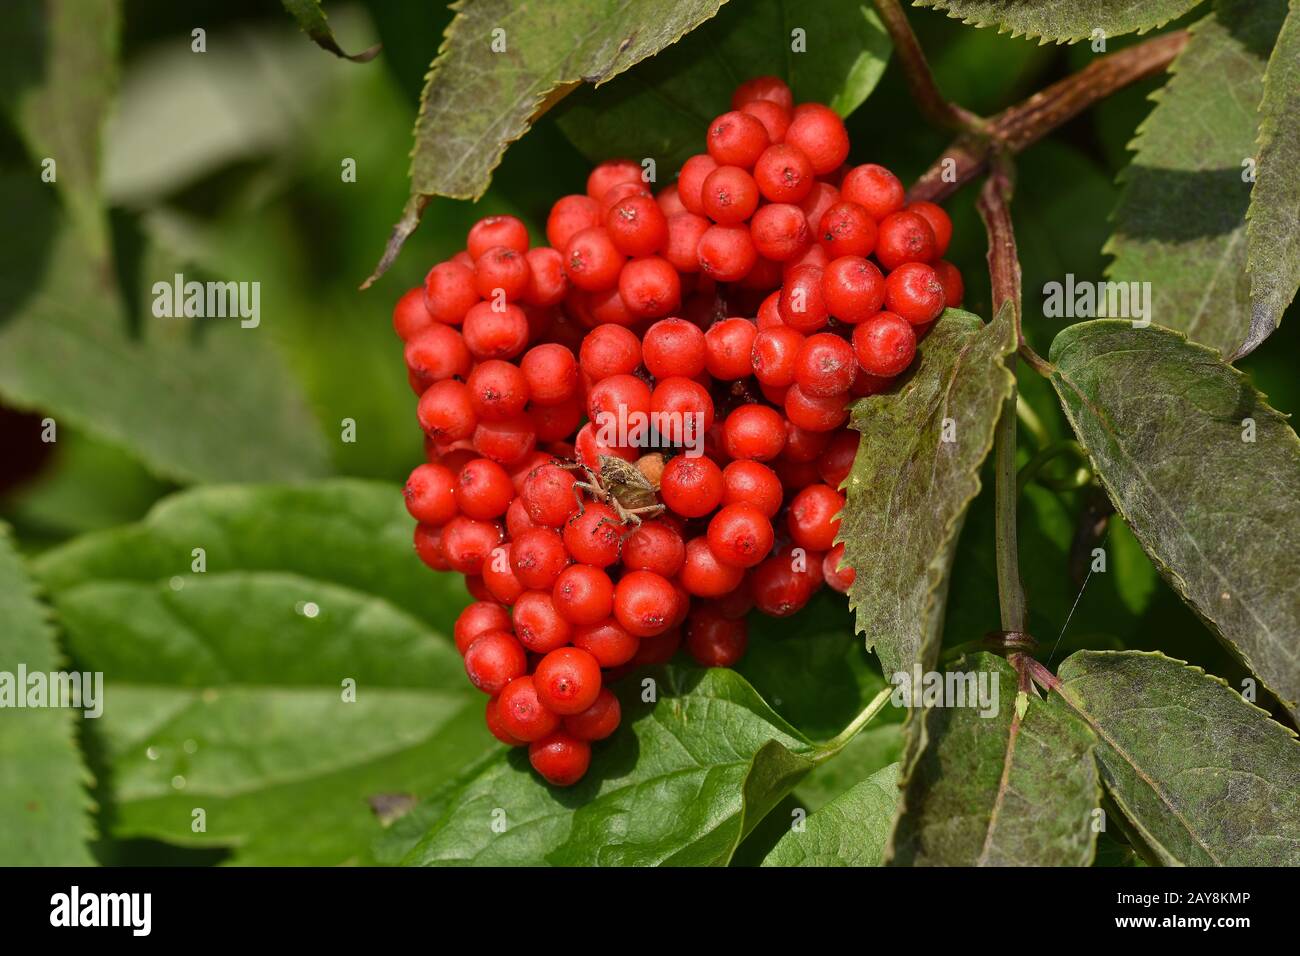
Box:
[908, 30, 1189, 205]
[872, 0, 982, 133]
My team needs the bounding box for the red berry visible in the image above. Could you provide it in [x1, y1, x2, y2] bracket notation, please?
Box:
[520, 344, 579, 405]
[741, 99, 790, 143]
[573, 618, 640, 668]
[424, 260, 480, 325]
[464, 630, 527, 695]
[751, 548, 819, 617]
[405, 325, 472, 391]
[707, 503, 774, 568]
[485, 696, 526, 747]
[784, 383, 848, 433]
[818, 202, 878, 259]
[660, 455, 724, 518]
[750, 203, 811, 261]
[587, 372, 651, 426]
[884, 262, 946, 325]
[455, 457, 514, 519]
[483, 543, 525, 604]
[723, 404, 787, 461]
[656, 184, 688, 217]
[721, 460, 783, 517]
[587, 158, 644, 201]
[618, 256, 681, 319]
[754, 143, 815, 204]
[701, 165, 761, 224]
[652, 376, 715, 434]
[473, 246, 531, 301]
[784, 104, 849, 175]
[523, 247, 568, 307]
[853, 311, 917, 377]
[707, 110, 770, 168]
[563, 501, 624, 567]
[778, 264, 829, 332]
[731, 75, 794, 114]
[934, 259, 964, 307]
[823, 543, 856, 593]
[413, 523, 449, 571]
[663, 212, 711, 273]
[454, 601, 512, 655]
[817, 430, 860, 489]
[906, 201, 953, 257]
[547, 194, 602, 250]
[393, 286, 434, 340]
[697, 224, 757, 282]
[622, 519, 687, 577]
[461, 301, 529, 360]
[472, 415, 537, 466]
[497, 675, 561, 742]
[685, 606, 749, 667]
[580, 323, 642, 380]
[841, 164, 905, 220]
[467, 360, 529, 422]
[677, 153, 719, 215]
[552, 563, 615, 626]
[440, 516, 502, 574]
[705, 318, 759, 380]
[404, 463, 458, 525]
[875, 210, 938, 270]
[788, 484, 844, 551]
[522, 463, 579, 527]
[468, 215, 529, 259]
[564, 226, 625, 291]
[678, 536, 746, 597]
[534, 647, 602, 715]
[614, 570, 680, 637]
[751, 326, 806, 387]
[529, 731, 591, 786]
[606, 193, 669, 257]
[512, 589, 573, 653]
[643, 317, 708, 379]
[821, 255, 886, 323]
[795, 332, 857, 397]
[563, 688, 621, 741]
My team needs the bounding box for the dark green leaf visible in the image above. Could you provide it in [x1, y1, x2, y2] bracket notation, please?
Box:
[913, 0, 1204, 43]
[1105, 0, 1287, 359]
[1244, 5, 1300, 357]
[281, 0, 380, 61]
[889, 653, 1100, 866]
[762, 763, 900, 867]
[555, 0, 891, 170]
[842, 305, 1015, 679]
[406, 667, 877, 866]
[34, 481, 486, 865]
[0, 524, 94, 865]
[368, 0, 728, 283]
[1056, 650, 1300, 866]
[1049, 321, 1300, 717]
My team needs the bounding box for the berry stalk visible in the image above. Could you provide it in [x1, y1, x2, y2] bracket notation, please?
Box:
[871, 0, 983, 134]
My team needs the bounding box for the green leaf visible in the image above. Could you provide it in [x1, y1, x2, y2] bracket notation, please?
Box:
[555, 0, 891, 170]
[842, 305, 1015, 680]
[281, 0, 380, 61]
[888, 653, 1100, 866]
[0, 184, 331, 485]
[34, 480, 487, 865]
[368, 0, 729, 283]
[0, 523, 94, 865]
[913, 0, 1204, 43]
[0, 0, 118, 266]
[762, 763, 900, 867]
[1105, 0, 1287, 359]
[1245, 4, 1300, 357]
[406, 667, 877, 866]
[737, 590, 896, 741]
[1056, 650, 1300, 866]
[1048, 320, 1300, 717]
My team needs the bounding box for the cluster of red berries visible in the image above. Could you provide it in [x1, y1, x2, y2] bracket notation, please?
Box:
[393, 76, 962, 786]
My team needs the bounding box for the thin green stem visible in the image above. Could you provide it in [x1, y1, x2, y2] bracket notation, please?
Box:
[1017, 439, 1090, 494]
[1015, 394, 1050, 450]
[816, 685, 894, 758]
